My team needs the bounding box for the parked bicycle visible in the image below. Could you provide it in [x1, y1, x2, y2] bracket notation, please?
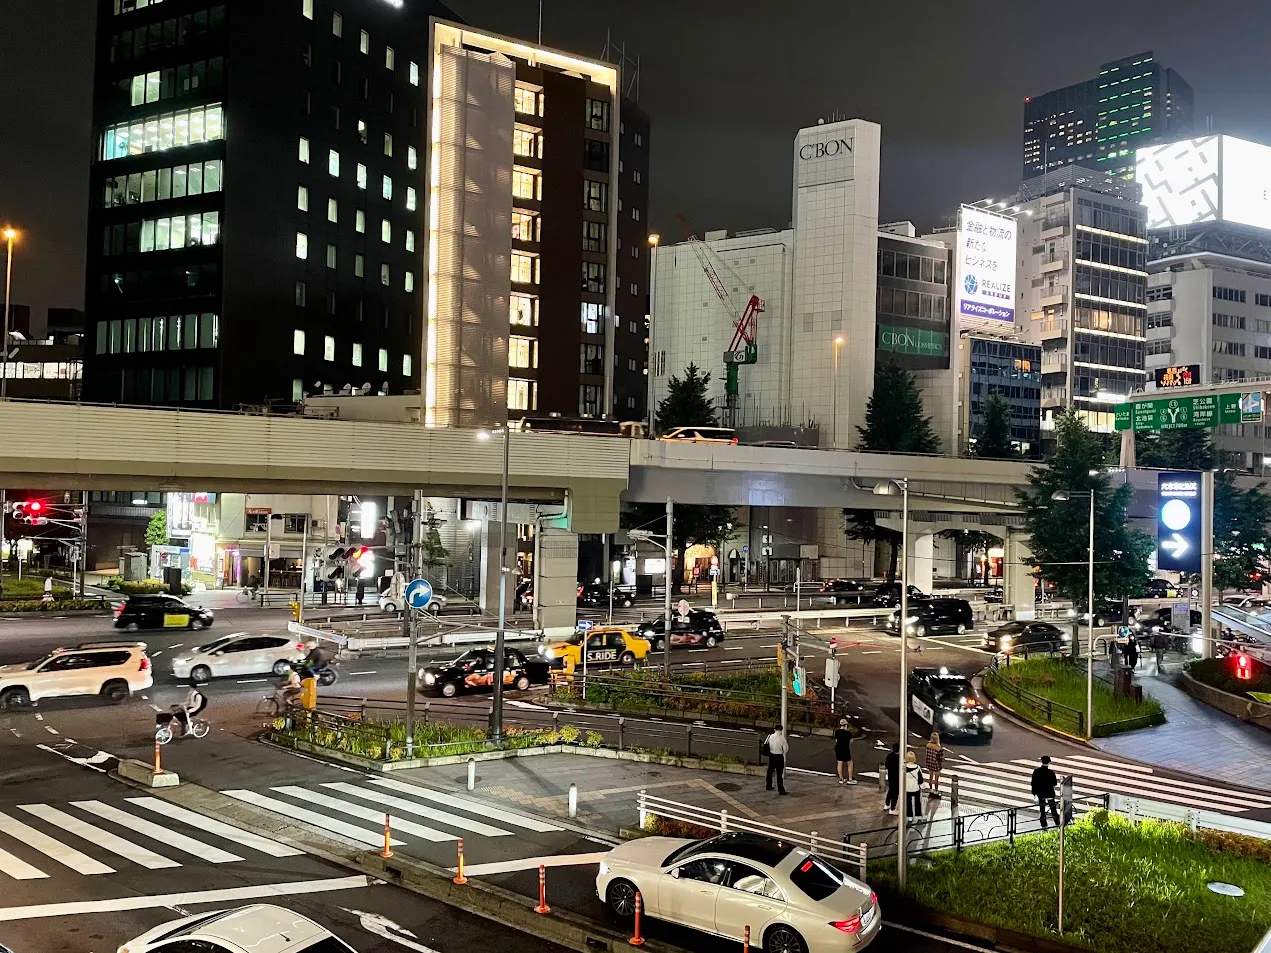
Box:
[235, 585, 259, 605]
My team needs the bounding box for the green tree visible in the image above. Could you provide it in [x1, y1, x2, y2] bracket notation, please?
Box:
[1136, 428, 1216, 471]
[144, 511, 168, 546]
[973, 392, 1016, 459]
[623, 502, 735, 593]
[856, 356, 940, 454]
[1212, 471, 1271, 594]
[420, 505, 449, 574]
[1016, 411, 1152, 605]
[843, 510, 902, 582]
[656, 363, 717, 435]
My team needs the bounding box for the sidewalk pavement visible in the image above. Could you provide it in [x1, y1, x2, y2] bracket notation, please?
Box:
[1092, 657, 1271, 791]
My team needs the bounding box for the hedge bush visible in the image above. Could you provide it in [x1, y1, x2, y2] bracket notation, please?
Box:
[0, 599, 107, 613]
[1186, 656, 1271, 697]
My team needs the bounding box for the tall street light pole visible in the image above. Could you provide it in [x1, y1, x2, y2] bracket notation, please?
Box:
[663, 497, 673, 673]
[645, 233, 660, 437]
[1052, 481, 1097, 740]
[831, 336, 844, 448]
[1, 226, 17, 401]
[480, 427, 512, 740]
[873, 477, 909, 886]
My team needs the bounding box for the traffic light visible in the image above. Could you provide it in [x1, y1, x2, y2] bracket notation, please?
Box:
[349, 545, 372, 578]
[791, 665, 805, 697]
[11, 501, 48, 526]
[1236, 653, 1253, 681]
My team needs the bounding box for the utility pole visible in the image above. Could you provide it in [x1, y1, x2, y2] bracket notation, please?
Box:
[405, 489, 423, 758]
[78, 491, 88, 598]
[1201, 470, 1215, 659]
[262, 513, 272, 606]
[491, 427, 511, 740]
[298, 498, 310, 622]
[779, 614, 790, 733]
[663, 497, 673, 673]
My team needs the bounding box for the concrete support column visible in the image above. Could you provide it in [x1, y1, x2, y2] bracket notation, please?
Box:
[534, 526, 579, 636]
[907, 532, 934, 594]
[478, 520, 506, 613]
[1004, 529, 1035, 621]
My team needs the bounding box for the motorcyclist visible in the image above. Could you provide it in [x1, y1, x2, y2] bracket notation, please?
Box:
[297, 644, 335, 680]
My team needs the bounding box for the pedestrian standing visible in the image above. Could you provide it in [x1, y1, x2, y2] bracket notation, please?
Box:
[883, 743, 900, 815]
[923, 732, 945, 796]
[763, 725, 789, 795]
[1031, 755, 1060, 829]
[1126, 636, 1140, 671]
[1152, 629, 1169, 674]
[834, 719, 857, 785]
[355, 576, 366, 606]
[904, 751, 924, 819]
[42, 575, 54, 602]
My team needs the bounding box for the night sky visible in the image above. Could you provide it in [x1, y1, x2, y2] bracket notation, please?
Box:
[2, 0, 1269, 318]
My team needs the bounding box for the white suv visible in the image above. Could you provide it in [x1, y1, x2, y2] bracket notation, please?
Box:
[379, 592, 445, 615]
[0, 642, 152, 709]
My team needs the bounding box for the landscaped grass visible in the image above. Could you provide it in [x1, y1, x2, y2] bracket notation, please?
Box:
[988, 657, 1164, 736]
[1187, 656, 1271, 698]
[874, 811, 1271, 953]
[0, 574, 71, 600]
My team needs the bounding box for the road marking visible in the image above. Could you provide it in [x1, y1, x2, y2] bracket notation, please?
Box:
[861, 650, 883, 655]
[1064, 753, 1153, 774]
[724, 645, 748, 651]
[0, 874, 371, 921]
[786, 767, 834, 778]
[36, 744, 112, 773]
[321, 783, 514, 839]
[885, 921, 995, 951]
[236, 679, 268, 684]
[8, 730, 18, 738]
[0, 810, 113, 875]
[344, 909, 440, 952]
[19, 804, 179, 869]
[222, 790, 404, 848]
[33, 715, 42, 722]
[71, 800, 244, 863]
[459, 851, 610, 877]
[151, 651, 163, 658]
[0, 845, 46, 880]
[349, 671, 378, 676]
[125, 798, 303, 856]
[273, 786, 456, 843]
[368, 779, 562, 833]
[44, 726, 58, 735]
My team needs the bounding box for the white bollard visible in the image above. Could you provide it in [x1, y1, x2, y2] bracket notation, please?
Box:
[568, 783, 578, 819]
[467, 757, 476, 791]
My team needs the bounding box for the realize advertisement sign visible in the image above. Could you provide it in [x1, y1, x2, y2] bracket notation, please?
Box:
[956, 206, 1017, 328]
[1157, 472, 1202, 574]
[1114, 392, 1263, 432]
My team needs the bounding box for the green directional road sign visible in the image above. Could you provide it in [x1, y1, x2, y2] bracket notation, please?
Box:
[1114, 392, 1263, 432]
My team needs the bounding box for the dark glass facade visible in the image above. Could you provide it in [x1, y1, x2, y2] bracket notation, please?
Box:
[967, 337, 1042, 457]
[874, 235, 952, 371]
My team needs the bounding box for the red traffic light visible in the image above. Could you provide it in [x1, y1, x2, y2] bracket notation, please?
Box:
[1236, 654, 1253, 681]
[26, 501, 42, 513]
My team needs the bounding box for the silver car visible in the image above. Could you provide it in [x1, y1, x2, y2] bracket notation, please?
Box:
[170, 633, 310, 683]
[118, 902, 356, 952]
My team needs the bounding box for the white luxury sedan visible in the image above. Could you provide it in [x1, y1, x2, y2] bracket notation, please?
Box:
[118, 903, 356, 952]
[597, 832, 880, 953]
[170, 633, 311, 683]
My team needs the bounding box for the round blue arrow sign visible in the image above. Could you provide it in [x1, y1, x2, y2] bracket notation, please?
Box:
[405, 578, 434, 610]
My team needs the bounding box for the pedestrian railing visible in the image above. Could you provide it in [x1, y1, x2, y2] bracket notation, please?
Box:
[984, 657, 1086, 736]
[636, 791, 869, 881]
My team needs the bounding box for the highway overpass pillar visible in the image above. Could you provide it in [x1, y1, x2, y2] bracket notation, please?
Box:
[478, 520, 508, 614]
[907, 532, 934, 595]
[1004, 529, 1034, 620]
[534, 526, 579, 636]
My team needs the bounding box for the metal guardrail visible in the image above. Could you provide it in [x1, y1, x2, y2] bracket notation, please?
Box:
[1109, 793, 1271, 842]
[985, 656, 1086, 736]
[637, 791, 869, 881]
[1254, 928, 1271, 953]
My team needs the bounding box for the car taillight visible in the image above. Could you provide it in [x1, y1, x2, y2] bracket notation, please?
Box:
[730, 437, 738, 445]
[831, 917, 862, 934]
[139, 656, 150, 671]
[114, 604, 124, 617]
[870, 891, 877, 906]
[296, 642, 305, 652]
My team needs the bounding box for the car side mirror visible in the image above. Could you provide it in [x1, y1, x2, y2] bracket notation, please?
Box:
[670, 868, 681, 879]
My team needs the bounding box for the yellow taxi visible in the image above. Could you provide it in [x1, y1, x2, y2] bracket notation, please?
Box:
[537, 625, 651, 669]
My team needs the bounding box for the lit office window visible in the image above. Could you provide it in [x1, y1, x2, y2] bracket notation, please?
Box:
[380, 263, 390, 286]
[383, 133, 393, 157]
[405, 229, 415, 252]
[299, 136, 310, 163]
[295, 232, 308, 259]
[378, 348, 388, 372]
[356, 209, 366, 233]
[102, 104, 226, 160]
[328, 149, 340, 177]
[511, 293, 538, 327]
[513, 127, 542, 159]
[409, 61, 419, 86]
[356, 163, 367, 190]
[402, 353, 412, 376]
[326, 243, 337, 269]
[508, 378, 535, 411]
[405, 271, 415, 292]
[302, 0, 313, 18]
[385, 47, 395, 71]
[359, 30, 369, 54]
[512, 168, 542, 201]
[357, 119, 367, 144]
[509, 336, 537, 369]
[327, 197, 338, 223]
[293, 329, 306, 355]
[382, 175, 392, 200]
[292, 378, 304, 401]
[354, 253, 364, 277]
[407, 145, 417, 170]
[405, 187, 416, 211]
[324, 335, 335, 361]
[511, 252, 539, 284]
[297, 185, 309, 212]
[381, 219, 391, 244]
[332, 11, 341, 36]
[352, 342, 363, 367]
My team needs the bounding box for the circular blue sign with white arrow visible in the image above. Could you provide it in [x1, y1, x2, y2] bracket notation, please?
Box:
[405, 578, 434, 610]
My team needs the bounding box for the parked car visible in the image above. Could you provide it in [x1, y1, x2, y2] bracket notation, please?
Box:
[170, 633, 311, 683]
[819, 579, 868, 604]
[908, 667, 993, 741]
[886, 598, 974, 637]
[378, 591, 446, 614]
[578, 582, 634, 609]
[419, 646, 550, 698]
[538, 626, 650, 668]
[1074, 600, 1136, 627]
[983, 620, 1069, 656]
[660, 426, 738, 445]
[636, 609, 725, 650]
[117, 903, 357, 952]
[1143, 578, 1181, 599]
[0, 641, 152, 710]
[514, 580, 535, 611]
[870, 583, 930, 608]
[114, 594, 214, 632]
[597, 832, 880, 952]
[982, 586, 1005, 604]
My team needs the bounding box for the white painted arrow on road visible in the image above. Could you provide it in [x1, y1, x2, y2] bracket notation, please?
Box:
[1161, 533, 1189, 559]
[343, 909, 439, 952]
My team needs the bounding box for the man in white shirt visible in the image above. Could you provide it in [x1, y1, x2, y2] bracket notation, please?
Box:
[764, 725, 789, 795]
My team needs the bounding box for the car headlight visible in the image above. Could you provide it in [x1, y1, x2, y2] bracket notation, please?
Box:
[1191, 636, 1204, 655]
[941, 712, 959, 726]
[423, 672, 436, 685]
[1000, 635, 1012, 646]
[598, 861, 610, 876]
[544, 649, 556, 660]
[981, 715, 994, 726]
[172, 657, 189, 666]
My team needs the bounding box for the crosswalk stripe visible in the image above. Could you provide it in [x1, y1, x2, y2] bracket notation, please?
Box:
[0, 846, 47, 881]
[70, 801, 243, 864]
[1065, 753, 1153, 774]
[320, 783, 514, 839]
[985, 760, 1266, 812]
[222, 790, 403, 848]
[0, 810, 113, 875]
[125, 797, 304, 857]
[1037, 758, 1271, 807]
[271, 787, 455, 843]
[19, 805, 178, 870]
[367, 779, 562, 833]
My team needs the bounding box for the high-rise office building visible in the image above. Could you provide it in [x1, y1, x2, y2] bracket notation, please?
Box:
[85, 3, 651, 422]
[1023, 52, 1193, 181]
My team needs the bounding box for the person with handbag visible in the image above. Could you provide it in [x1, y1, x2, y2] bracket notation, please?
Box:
[904, 750, 925, 819]
[762, 724, 789, 795]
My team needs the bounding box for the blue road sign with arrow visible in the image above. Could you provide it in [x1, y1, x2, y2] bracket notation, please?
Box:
[405, 578, 434, 610]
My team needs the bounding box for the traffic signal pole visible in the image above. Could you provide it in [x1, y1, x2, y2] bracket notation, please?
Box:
[405, 489, 423, 758]
[1202, 470, 1214, 660]
[491, 427, 511, 741]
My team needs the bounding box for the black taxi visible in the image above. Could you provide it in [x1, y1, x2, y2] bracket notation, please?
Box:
[114, 595, 215, 632]
[908, 666, 994, 741]
[419, 647, 551, 698]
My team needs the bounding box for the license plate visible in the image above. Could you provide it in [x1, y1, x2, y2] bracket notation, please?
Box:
[862, 906, 877, 928]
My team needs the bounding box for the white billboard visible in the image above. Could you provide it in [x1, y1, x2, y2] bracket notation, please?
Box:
[1137, 135, 1271, 231]
[955, 206, 1017, 328]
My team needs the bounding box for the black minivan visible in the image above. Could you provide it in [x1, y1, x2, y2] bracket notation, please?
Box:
[114, 595, 215, 632]
[887, 598, 974, 637]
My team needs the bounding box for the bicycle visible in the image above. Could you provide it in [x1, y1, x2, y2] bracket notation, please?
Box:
[235, 586, 259, 605]
[155, 710, 210, 744]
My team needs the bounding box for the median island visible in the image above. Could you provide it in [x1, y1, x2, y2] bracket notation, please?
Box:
[984, 657, 1165, 737]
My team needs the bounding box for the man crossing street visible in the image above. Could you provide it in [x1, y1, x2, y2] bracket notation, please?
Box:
[1031, 755, 1060, 829]
[763, 724, 789, 796]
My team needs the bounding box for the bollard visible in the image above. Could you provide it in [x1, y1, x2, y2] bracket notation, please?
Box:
[743, 925, 750, 952]
[553, 711, 560, 732]
[618, 716, 625, 751]
[535, 864, 551, 914]
[858, 842, 868, 882]
[568, 783, 578, 819]
[628, 890, 645, 946]
[950, 775, 959, 811]
[453, 838, 467, 885]
[721, 809, 728, 832]
[153, 737, 162, 776]
[810, 831, 818, 854]
[467, 758, 476, 791]
[637, 789, 647, 829]
[381, 813, 394, 859]
[686, 724, 693, 758]
[423, 701, 430, 726]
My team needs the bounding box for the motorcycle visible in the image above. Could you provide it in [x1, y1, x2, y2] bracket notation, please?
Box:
[291, 659, 339, 687]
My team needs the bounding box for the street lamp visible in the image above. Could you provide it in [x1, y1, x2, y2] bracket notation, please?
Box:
[628, 499, 675, 673]
[646, 233, 660, 437]
[1, 226, 18, 400]
[1051, 479, 1097, 740]
[478, 425, 512, 740]
[831, 336, 845, 449]
[873, 477, 909, 886]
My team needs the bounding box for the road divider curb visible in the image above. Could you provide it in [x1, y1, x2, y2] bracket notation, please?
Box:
[114, 779, 690, 953]
[541, 697, 837, 736]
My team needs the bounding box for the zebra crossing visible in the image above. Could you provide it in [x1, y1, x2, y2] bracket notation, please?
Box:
[936, 753, 1271, 815]
[0, 795, 301, 881]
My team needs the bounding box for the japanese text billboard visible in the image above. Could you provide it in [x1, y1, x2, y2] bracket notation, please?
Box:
[956, 206, 1016, 329]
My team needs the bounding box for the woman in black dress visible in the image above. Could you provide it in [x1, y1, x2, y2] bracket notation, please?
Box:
[834, 718, 857, 785]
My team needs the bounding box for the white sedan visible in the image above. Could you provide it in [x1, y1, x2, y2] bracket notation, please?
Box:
[378, 592, 446, 614]
[118, 903, 356, 952]
[597, 832, 880, 953]
[170, 634, 310, 684]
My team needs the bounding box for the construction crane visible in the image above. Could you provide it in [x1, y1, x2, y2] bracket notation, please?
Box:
[676, 214, 765, 427]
